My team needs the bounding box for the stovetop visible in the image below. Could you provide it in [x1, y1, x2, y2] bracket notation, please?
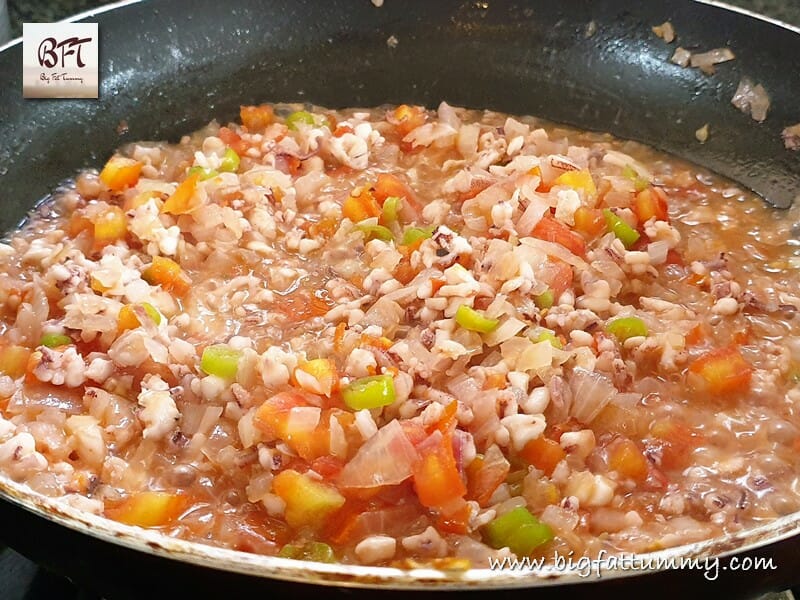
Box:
[1, 546, 100, 600]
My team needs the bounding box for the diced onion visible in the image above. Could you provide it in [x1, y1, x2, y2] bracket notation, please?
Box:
[483, 317, 527, 347]
[569, 368, 617, 424]
[338, 420, 419, 488]
[647, 240, 670, 264]
[285, 406, 321, 436]
[516, 195, 549, 234]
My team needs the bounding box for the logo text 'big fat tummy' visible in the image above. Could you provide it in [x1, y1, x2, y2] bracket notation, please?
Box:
[23, 23, 98, 99]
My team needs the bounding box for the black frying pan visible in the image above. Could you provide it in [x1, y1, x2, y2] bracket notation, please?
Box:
[1, 1, 800, 598]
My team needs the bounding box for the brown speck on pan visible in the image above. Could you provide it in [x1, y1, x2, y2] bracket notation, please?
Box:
[782, 123, 800, 150]
[386, 35, 399, 49]
[652, 21, 675, 43]
[584, 20, 597, 38]
[116, 119, 129, 135]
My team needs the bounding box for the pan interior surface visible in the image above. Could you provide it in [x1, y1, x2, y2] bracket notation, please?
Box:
[0, 0, 798, 225]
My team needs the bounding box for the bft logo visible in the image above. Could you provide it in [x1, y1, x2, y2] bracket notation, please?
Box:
[23, 23, 99, 99]
[37, 36, 93, 69]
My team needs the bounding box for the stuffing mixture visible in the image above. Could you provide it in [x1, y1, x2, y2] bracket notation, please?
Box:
[1, 102, 800, 567]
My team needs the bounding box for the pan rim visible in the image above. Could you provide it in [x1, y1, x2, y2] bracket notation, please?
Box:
[2, 473, 800, 590]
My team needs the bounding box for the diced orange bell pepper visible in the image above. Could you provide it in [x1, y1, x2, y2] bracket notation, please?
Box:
[240, 104, 275, 130]
[412, 431, 466, 511]
[161, 174, 200, 215]
[92, 206, 127, 249]
[573, 207, 606, 238]
[294, 358, 338, 397]
[553, 169, 597, 196]
[124, 190, 162, 212]
[117, 303, 161, 333]
[531, 215, 586, 257]
[0, 344, 31, 379]
[519, 436, 565, 476]
[688, 346, 752, 395]
[607, 437, 649, 482]
[633, 187, 669, 224]
[272, 469, 345, 529]
[142, 256, 191, 296]
[99, 156, 142, 192]
[342, 188, 381, 223]
[107, 491, 186, 528]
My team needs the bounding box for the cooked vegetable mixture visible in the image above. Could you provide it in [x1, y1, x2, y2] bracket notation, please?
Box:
[1, 103, 800, 567]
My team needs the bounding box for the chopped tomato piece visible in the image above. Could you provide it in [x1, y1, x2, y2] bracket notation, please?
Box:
[457, 178, 493, 202]
[531, 215, 586, 256]
[107, 491, 186, 528]
[649, 418, 701, 470]
[310, 456, 345, 480]
[538, 259, 574, 300]
[665, 249, 684, 266]
[412, 431, 466, 511]
[278, 290, 332, 322]
[607, 437, 648, 482]
[391, 104, 426, 139]
[688, 346, 752, 395]
[162, 174, 200, 215]
[372, 173, 421, 221]
[685, 324, 707, 347]
[218, 126, 247, 155]
[342, 188, 381, 223]
[429, 400, 458, 435]
[519, 436, 565, 476]
[466, 445, 510, 506]
[240, 104, 275, 130]
[435, 500, 471, 534]
[142, 256, 191, 297]
[99, 156, 142, 192]
[254, 391, 312, 439]
[633, 187, 669, 224]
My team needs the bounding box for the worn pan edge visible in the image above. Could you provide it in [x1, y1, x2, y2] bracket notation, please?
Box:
[2, 473, 800, 590]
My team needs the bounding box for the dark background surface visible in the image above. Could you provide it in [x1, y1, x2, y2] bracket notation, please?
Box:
[1, 0, 800, 599]
[6, 0, 800, 36]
